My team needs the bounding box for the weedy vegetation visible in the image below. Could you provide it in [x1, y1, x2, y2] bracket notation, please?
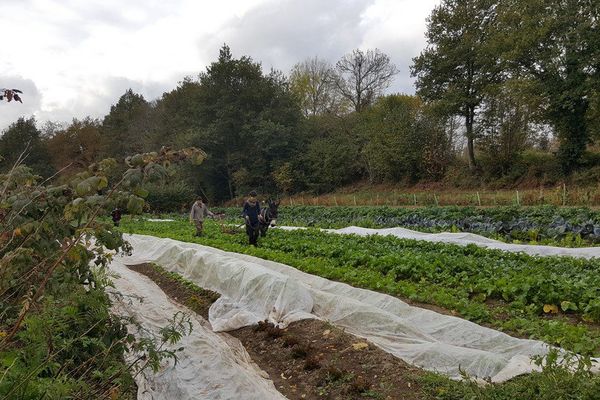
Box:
[0, 147, 205, 399]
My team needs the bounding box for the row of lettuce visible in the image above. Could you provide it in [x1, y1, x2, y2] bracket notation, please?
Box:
[124, 218, 600, 357]
[208, 205, 600, 244]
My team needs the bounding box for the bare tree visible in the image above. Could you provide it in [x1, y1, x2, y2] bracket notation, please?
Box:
[289, 57, 345, 116]
[334, 49, 398, 112]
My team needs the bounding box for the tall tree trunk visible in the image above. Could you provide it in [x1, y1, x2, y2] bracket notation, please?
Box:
[227, 178, 234, 200]
[556, 98, 588, 174]
[225, 152, 235, 200]
[465, 107, 477, 170]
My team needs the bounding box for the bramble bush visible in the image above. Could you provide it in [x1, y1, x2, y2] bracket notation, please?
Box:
[0, 147, 205, 398]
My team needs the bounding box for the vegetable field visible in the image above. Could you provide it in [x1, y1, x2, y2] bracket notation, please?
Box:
[121, 216, 600, 398]
[123, 217, 600, 356]
[210, 205, 600, 245]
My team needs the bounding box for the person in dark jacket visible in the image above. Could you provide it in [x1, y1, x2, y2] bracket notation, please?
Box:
[111, 207, 122, 227]
[242, 190, 261, 246]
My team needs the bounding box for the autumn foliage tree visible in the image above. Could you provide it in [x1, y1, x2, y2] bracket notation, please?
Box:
[289, 57, 344, 116]
[46, 117, 103, 172]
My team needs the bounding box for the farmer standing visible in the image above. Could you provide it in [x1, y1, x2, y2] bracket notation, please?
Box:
[190, 197, 214, 237]
[242, 190, 261, 246]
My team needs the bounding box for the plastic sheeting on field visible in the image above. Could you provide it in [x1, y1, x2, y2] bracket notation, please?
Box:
[118, 234, 599, 383]
[277, 225, 600, 259]
[109, 259, 287, 400]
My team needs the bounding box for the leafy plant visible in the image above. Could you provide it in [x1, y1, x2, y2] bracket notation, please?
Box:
[0, 146, 205, 398]
[123, 217, 600, 356]
[210, 204, 600, 245]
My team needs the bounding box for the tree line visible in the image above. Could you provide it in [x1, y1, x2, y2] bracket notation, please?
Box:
[1, 0, 599, 206]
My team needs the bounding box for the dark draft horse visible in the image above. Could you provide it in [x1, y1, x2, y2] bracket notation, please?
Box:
[258, 199, 280, 237]
[247, 199, 280, 245]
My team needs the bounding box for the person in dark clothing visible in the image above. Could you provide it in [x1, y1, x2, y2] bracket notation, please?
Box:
[242, 190, 261, 246]
[111, 207, 122, 227]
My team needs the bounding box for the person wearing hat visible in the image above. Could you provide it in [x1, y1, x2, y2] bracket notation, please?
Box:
[190, 197, 214, 237]
[242, 190, 261, 245]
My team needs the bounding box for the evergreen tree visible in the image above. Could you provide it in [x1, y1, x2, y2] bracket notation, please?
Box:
[100, 89, 151, 160]
[0, 117, 53, 177]
[191, 45, 302, 200]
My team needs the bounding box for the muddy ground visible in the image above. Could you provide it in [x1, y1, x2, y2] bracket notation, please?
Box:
[128, 263, 427, 400]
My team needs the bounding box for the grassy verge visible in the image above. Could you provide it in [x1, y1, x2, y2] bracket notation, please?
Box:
[275, 185, 600, 208]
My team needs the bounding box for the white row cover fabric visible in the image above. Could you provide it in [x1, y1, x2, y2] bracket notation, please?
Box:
[277, 226, 600, 259]
[110, 258, 287, 400]
[118, 234, 599, 383]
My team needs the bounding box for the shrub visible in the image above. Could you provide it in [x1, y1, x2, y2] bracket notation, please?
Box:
[0, 147, 205, 398]
[144, 181, 195, 213]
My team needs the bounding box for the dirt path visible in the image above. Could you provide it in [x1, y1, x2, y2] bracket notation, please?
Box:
[128, 263, 427, 400]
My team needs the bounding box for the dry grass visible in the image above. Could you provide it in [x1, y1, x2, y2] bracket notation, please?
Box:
[281, 184, 600, 208]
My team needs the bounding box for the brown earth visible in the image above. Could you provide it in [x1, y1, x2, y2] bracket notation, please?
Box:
[128, 263, 427, 400]
[129, 263, 219, 319]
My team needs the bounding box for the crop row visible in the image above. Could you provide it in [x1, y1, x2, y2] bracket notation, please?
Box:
[123, 217, 600, 355]
[210, 205, 600, 243]
[138, 256, 600, 400]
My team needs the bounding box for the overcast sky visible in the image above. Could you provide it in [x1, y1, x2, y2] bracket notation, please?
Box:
[0, 0, 440, 131]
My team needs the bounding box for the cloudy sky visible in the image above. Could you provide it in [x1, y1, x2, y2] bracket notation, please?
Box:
[0, 0, 440, 131]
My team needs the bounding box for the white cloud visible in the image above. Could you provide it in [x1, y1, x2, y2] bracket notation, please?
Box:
[0, 0, 440, 131]
[358, 0, 439, 93]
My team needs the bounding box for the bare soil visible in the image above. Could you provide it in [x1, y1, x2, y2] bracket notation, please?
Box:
[129, 263, 219, 319]
[128, 263, 427, 400]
